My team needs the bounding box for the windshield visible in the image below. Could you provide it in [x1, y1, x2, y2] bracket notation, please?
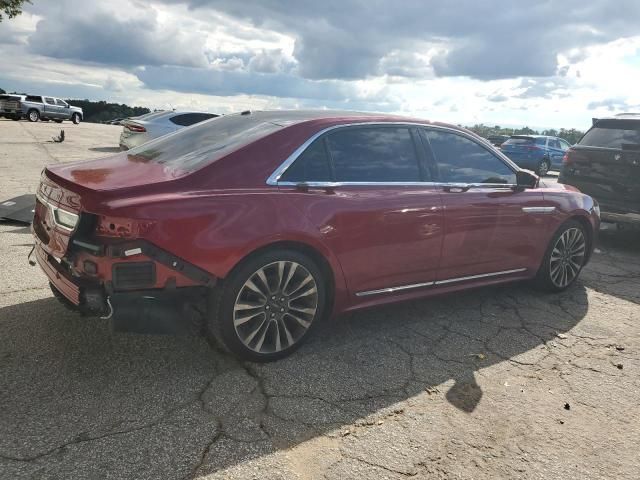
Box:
[126, 113, 283, 175]
[503, 137, 545, 146]
[580, 121, 640, 149]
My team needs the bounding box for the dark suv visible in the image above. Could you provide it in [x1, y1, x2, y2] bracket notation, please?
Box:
[560, 114, 640, 228]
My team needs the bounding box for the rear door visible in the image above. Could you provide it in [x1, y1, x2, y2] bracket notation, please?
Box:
[277, 125, 444, 297]
[547, 138, 565, 170]
[421, 128, 548, 281]
[562, 119, 640, 214]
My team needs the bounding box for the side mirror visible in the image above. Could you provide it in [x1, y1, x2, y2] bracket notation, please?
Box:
[515, 170, 538, 191]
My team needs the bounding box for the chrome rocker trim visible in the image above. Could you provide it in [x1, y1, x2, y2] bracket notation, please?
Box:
[356, 268, 527, 297]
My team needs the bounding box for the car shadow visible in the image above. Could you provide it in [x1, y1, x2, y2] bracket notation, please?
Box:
[580, 229, 640, 305]
[89, 146, 122, 153]
[0, 281, 590, 477]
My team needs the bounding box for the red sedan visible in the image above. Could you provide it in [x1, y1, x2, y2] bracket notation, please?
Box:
[31, 111, 600, 361]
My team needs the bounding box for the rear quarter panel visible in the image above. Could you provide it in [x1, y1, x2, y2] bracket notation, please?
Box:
[95, 190, 351, 316]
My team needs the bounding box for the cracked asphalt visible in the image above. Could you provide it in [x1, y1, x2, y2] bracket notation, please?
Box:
[1, 119, 639, 479]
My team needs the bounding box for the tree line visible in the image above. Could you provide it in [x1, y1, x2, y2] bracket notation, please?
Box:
[64, 99, 150, 123]
[466, 124, 585, 145]
[1, 89, 150, 122]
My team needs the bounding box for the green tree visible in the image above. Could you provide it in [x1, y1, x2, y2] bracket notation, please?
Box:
[0, 87, 5, 94]
[0, 0, 31, 22]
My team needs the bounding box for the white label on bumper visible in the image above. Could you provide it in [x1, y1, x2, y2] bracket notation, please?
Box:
[124, 247, 142, 257]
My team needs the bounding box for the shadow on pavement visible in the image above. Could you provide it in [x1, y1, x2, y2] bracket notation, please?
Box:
[0, 280, 591, 478]
[580, 229, 640, 305]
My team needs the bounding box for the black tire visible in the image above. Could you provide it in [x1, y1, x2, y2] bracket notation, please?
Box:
[207, 249, 327, 362]
[535, 219, 588, 292]
[72, 113, 81, 124]
[54, 119, 63, 123]
[11, 115, 20, 121]
[537, 158, 551, 176]
[27, 109, 40, 122]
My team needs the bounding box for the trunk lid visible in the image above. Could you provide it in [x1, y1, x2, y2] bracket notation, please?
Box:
[46, 151, 186, 192]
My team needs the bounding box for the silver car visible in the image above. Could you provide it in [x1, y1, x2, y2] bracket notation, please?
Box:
[119, 111, 220, 150]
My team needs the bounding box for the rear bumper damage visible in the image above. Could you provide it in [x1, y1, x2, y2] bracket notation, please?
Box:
[32, 236, 216, 334]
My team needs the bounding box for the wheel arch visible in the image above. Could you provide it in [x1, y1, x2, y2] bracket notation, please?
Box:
[568, 214, 595, 263]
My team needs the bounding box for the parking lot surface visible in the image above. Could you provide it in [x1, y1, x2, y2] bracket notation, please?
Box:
[1, 119, 639, 479]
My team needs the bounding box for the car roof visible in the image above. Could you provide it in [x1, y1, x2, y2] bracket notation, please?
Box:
[609, 113, 640, 121]
[200, 109, 464, 132]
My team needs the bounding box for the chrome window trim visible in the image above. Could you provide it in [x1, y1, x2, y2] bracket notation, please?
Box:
[276, 181, 518, 189]
[266, 122, 520, 186]
[355, 268, 527, 297]
[35, 192, 79, 232]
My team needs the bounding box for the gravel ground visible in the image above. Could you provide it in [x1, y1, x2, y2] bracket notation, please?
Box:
[0, 119, 639, 480]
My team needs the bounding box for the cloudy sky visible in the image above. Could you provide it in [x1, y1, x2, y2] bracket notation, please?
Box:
[1, 0, 640, 129]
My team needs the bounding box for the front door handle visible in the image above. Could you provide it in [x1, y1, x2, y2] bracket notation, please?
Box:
[443, 185, 471, 193]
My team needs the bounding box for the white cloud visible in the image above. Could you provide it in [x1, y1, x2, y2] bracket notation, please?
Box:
[0, 0, 639, 130]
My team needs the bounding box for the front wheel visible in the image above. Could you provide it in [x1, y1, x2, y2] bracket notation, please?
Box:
[535, 220, 588, 292]
[207, 250, 326, 362]
[72, 113, 81, 124]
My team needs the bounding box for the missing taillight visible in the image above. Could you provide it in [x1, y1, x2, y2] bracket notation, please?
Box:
[95, 215, 154, 238]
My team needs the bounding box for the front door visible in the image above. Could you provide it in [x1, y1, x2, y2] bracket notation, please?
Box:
[420, 128, 548, 282]
[277, 125, 444, 296]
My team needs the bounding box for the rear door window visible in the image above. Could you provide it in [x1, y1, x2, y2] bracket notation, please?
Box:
[280, 138, 332, 182]
[580, 121, 640, 149]
[424, 129, 516, 184]
[169, 113, 219, 126]
[326, 127, 421, 182]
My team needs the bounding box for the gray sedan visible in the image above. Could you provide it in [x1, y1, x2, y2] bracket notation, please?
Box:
[119, 111, 220, 150]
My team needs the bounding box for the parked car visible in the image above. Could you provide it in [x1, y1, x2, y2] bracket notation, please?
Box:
[32, 110, 599, 362]
[119, 111, 220, 150]
[559, 114, 640, 229]
[487, 134, 510, 147]
[1, 95, 83, 124]
[0, 94, 25, 120]
[500, 135, 571, 175]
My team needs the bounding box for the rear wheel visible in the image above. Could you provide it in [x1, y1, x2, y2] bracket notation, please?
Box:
[27, 109, 39, 122]
[537, 158, 550, 176]
[207, 249, 326, 362]
[535, 220, 588, 292]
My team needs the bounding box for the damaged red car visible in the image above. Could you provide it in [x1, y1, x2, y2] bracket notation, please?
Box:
[32, 111, 600, 361]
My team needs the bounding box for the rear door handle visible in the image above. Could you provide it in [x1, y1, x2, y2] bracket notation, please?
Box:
[443, 185, 471, 193]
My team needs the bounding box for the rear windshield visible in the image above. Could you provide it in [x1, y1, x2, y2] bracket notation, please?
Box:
[0, 95, 21, 101]
[579, 120, 640, 149]
[503, 137, 545, 145]
[126, 113, 283, 175]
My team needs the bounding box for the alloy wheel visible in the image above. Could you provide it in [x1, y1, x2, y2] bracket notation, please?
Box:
[233, 261, 319, 354]
[29, 111, 38, 122]
[538, 160, 550, 176]
[549, 227, 586, 288]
